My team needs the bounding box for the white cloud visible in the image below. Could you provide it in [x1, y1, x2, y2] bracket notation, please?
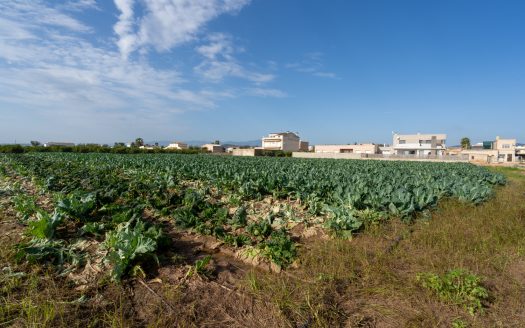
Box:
[247, 88, 287, 98]
[0, 1, 92, 33]
[60, 0, 100, 11]
[113, 0, 251, 58]
[196, 33, 234, 60]
[194, 33, 274, 83]
[287, 52, 337, 79]
[313, 72, 336, 78]
[0, 0, 283, 142]
[111, 1, 272, 84]
[0, 1, 224, 117]
[113, 0, 137, 59]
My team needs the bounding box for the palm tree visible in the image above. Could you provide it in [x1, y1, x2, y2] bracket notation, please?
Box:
[461, 137, 471, 149]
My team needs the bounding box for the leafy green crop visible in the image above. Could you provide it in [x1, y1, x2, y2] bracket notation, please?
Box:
[223, 233, 252, 247]
[229, 205, 248, 228]
[247, 218, 273, 240]
[15, 239, 78, 267]
[1, 152, 506, 278]
[323, 205, 363, 238]
[13, 194, 39, 221]
[28, 210, 64, 240]
[103, 218, 163, 281]
[260, 229, 297, 268]
[57, 192, 96, 219]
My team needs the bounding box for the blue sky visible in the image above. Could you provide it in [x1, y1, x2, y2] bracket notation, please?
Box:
[0, 0, 524, 145]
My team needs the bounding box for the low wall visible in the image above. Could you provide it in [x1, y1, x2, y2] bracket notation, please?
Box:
[292, 152, 469, 162]
[292, 152, 362, 159]
[232, 148, 263, 157]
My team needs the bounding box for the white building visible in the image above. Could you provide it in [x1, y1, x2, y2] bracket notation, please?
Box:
[43, 142, 75, 147]
[392, 133, 447, 156]
[261, 132, 308, 152]
[516, 146, 525, 162]
[165, 141, 188, 150]
[201, 143, 224, 153]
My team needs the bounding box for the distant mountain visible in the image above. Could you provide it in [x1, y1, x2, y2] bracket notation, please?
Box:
[222, 140, 261, 147]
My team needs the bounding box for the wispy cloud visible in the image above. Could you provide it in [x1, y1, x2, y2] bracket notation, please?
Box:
[0, 1, 228, 118]
[286, 52, 337, 79]
[194, 33, 274, 83]
[246, 87, 287, 98]
[59, 0, 100, 11]
[113, 0, 251, 58]
[0, 0, 282, 142]
[0, 1, 92, 33]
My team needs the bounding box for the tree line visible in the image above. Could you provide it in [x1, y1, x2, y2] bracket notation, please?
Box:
[0, 144, 206, 154]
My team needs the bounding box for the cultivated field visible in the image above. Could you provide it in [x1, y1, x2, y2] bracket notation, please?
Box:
[0, 153, 523, 327]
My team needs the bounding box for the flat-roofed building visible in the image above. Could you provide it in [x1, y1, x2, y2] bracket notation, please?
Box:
[165, 141, 188, 150]
[392, 133, 447, 156]
[314, 144, 379, 154]
[43, 142, 75, 147]
[262, 132, 306, 151]
[299, 141, 309, 152]
[516, 146, 525, 162]
[201, 143, 224, 153]
[493, 136, 516, 162]
[379, 146, 393, 155]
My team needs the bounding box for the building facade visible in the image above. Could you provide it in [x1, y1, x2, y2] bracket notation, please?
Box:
[392, 133, 447, 156]
[459, 136, 517, 163]
[262, 132, 307, 152]
[516, 146, 525, 162]
[201, 144, 224, 153]
[493, 136, 516, 162]
[165, 142, 188, 150]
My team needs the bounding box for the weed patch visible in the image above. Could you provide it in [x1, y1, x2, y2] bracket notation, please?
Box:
[416, 269, 489, 315]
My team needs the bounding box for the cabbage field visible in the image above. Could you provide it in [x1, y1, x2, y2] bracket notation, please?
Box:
[0, 153, 505, 281]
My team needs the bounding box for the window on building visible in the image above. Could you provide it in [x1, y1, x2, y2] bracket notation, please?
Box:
[399, 140, 406, 144]
[502, 144, 510, 149]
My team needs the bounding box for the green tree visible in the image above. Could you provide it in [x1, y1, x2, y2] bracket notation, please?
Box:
[135, 138, 144, 147]
[30, 141, 41, 146]
[461, 137, 471, 149]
